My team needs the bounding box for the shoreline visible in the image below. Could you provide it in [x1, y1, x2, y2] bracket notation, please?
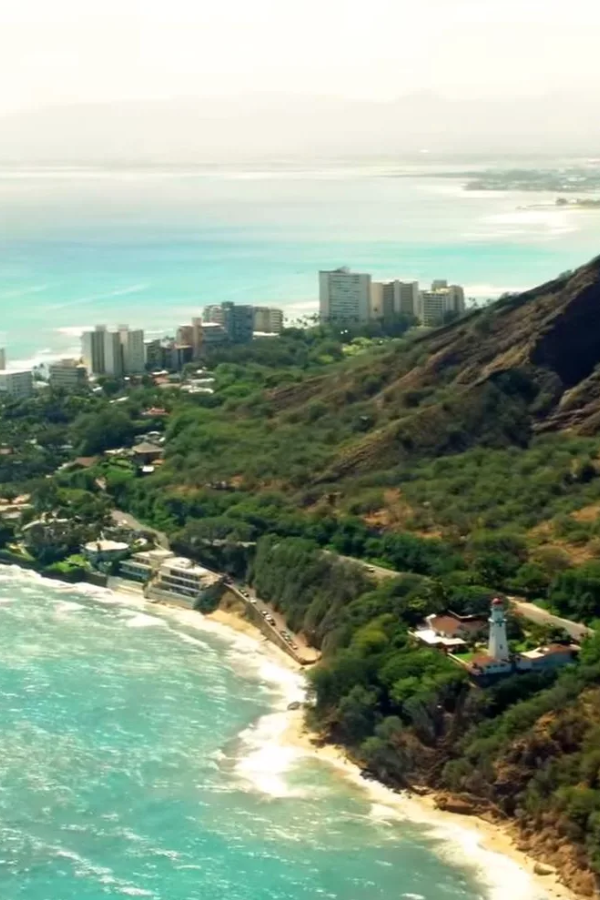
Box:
[282, 709, 580, 900]
[0, 565, 584, 899]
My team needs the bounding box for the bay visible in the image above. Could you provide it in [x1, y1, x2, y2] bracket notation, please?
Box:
[0, 160, 598, 363]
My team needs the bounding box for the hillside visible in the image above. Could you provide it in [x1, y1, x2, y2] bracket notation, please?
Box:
[116, 254, 600, 623]
[264, 256, 600, 484]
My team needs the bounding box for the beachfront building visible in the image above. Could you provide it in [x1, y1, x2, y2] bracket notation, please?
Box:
[253, 306, 284, 334]
[0, 369, 34, 400]
[49, 359, 88, 391]
[198, 322, 228, 347]
[119, 326, 145, 374]
[120, 549, 223, 608]
[144, 339, 164, 370]
[120, 548, 174, 583]
[83, 539, 130, 568]
[82, 325, 107, 375]
[203, 302, 254, 343]
[0, 348, 6, 371]
[385, 281, 420, 318]
[418, 283, 465, 326]
[103, 330, 124, 377]
[369, 280, 421, 321]
[319, 268, 371, 324]
[203, 305, 225, 326]
[176, 324, 195, 346]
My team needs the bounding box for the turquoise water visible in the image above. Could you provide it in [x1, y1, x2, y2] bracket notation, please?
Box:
[0, 162, 599, 363]
[0, 567, 546, 900]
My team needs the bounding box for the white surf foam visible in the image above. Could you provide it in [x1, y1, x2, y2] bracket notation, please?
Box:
[235, 711, 308, 798]
[124, 613, 167, 628]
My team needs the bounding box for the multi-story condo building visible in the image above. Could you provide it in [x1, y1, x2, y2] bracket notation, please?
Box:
[222, 302, 254, 343]
[81, 325, 106, 375]
[198, 322, 228, 347]
[203, 305, 225, 326]
[144, 339, 163, 370]
[0, 369, 34, 400]
[319, 268, 371, 324]
[0, 348, 6, 371]
[419, 283, 466, 326]
[176, 325, 194, 346]
[382, 281, 420, 318]
[253, 306, 284, 333]
[119, 550, 222, 608]
[119, 326, 145, 374]
[203, 303, 254, 343]
[103, 330, 124, 377]
[49, 359, 88, 391]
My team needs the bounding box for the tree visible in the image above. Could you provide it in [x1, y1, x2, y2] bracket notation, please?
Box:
[72, 408, 136, 455]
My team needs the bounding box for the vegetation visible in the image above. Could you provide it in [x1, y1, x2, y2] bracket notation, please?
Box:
[3, 258, 600, 888]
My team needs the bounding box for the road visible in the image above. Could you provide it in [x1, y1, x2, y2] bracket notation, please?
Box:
[229, 583, 321, 665]
[111, 510, 170, 549]
[110, 509, 592, 648]
[330, 553, 398, 581]
[338, 553, 594, 641]
[509, 598, 592, 643]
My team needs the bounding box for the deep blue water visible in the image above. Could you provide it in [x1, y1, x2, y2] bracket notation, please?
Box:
[0, 568, 547, 900]
[0, 162, 598, 364]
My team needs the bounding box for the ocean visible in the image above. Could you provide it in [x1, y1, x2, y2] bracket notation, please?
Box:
[0, 160, 599, 365]
[0, 566, 548, 900]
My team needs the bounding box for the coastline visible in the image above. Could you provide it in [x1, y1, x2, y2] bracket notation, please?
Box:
[152, 588, 582, 900]
[0, 565, 584, 899]
[281, 709, 580, 900]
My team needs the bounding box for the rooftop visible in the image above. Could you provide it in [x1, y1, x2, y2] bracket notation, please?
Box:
[84, 539, 129, 553]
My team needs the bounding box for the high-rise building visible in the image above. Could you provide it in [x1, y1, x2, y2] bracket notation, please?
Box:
[120, 327, 145, 374]
[0, 348, 6, 371]
[368, 280, 420, 321]
[191, 318, 204, 359]
[49, 359, 88, 391]
[103, 330, 124, 377]
[253, 306, 284, 334]
[203, 305, 225, 326]
[0, 369, 34, 400]
[219, 302, 254, 343]
[144, 339, 164, 370]
[418, 282, 465, 326]
[198, 322, 228, 347]
[319, 268, 371, 324]
[369, 283, 384, 320]
[81, 325, 107, 375]
[177, 325, 194, 346]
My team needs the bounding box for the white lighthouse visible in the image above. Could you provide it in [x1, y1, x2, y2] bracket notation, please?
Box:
[488, 598, 509, 661]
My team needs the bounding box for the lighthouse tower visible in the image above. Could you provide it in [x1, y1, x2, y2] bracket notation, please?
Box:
[488, 598, 509, 661]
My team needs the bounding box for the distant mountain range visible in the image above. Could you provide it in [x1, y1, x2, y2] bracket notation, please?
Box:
[1, 92, 599, 163]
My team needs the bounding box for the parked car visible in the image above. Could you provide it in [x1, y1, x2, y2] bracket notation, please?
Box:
[249, 597, 257, 605]
[291, 643, 298, 650]
[366, 566, 375, 574]
[261, 610, 269, 618]
[266, 615, 276, 626]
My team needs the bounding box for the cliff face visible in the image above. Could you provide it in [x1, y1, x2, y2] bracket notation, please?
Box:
[267, 255, 600, 481]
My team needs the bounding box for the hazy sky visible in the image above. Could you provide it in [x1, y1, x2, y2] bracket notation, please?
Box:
[1, 0, 599, 114]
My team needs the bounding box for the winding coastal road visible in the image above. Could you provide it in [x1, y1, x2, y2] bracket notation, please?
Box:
[336, 553, 593, 642]
[112, 508, 592, 647]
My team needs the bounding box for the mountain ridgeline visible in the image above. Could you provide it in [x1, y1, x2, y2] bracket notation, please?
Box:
[264, 255, 600, 484]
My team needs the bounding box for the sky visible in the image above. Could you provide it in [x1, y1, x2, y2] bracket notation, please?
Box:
[1, 0, 600, 115]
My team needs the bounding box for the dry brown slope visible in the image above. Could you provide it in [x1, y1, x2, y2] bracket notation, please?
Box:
[268, 255, 600, 482]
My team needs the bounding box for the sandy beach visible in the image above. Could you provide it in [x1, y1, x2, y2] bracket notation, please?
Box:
[105, 582, 583, 900]
[281, 708, 581, 900]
